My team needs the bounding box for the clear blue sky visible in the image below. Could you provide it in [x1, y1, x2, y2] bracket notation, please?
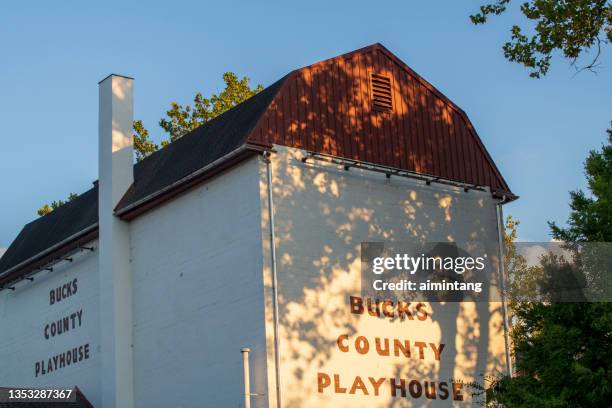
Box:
[0, 1, 610, 252]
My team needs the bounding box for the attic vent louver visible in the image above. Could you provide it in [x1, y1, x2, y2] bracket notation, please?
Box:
[370, 73, 393, 112]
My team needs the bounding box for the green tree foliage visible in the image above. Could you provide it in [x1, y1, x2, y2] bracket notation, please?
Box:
[485, 126, 612, 407]
[503, 216, 545, 308]
[549, 124, 612, 242]
[488, 302, 611, 407]
[133, 119, 159, 162]
[471, 0, 612, 77]
[133, 72, 263, 160]
[37, 193, 78, 216]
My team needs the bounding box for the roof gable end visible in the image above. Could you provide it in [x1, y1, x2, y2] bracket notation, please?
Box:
[247, 43, 513, 195]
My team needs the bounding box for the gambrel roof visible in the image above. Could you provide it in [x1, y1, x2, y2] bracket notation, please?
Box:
[0, 43, 514, 284]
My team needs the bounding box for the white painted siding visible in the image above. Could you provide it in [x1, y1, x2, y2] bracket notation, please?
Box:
[261, 146, 507, 407]
[0, 145, 508, 408]
[0, 242, 101, 407]
[130, 157, 270, 408]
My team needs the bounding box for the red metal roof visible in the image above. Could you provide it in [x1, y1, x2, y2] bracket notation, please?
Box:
[248, 43, 512, 196]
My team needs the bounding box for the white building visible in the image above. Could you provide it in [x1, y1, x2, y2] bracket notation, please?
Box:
[0, 44, 516, 407]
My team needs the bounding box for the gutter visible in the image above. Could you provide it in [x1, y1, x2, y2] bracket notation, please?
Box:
[492, 190, 519, 203]
[116, 143, 271, 220]
[264, 151, 283, 408]
[495, 195, 514, 376]
[0, 223, 99, 287]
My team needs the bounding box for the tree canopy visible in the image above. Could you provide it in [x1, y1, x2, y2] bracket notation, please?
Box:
[133, 72, 262, 161]
[485, 126, 612, 407]
[549, 124, 612, 242]
[471, 0, 611, 77]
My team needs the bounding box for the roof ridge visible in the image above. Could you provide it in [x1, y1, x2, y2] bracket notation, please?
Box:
[291, 42, 383, 73]
[20, 184, 97, 228]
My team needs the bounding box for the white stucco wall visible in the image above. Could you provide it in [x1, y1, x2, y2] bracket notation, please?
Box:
[0, 242, 101, 406]
[0, 145, 508, 408]
[0, 157, 272, 408]
[260, 146, 507, 407]
[129, 156, 270, 408]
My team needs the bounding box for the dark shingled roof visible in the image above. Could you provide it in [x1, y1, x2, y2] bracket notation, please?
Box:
[117, 75, 286, 210]
[0, 185, 98, 275]
[0, 76, 287, 277]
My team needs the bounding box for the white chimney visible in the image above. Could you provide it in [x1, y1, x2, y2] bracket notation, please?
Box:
[98, 74, 134, 205]
[98, 74, 135, 408]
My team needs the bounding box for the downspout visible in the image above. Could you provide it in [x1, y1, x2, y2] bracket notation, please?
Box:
[496, 195, 514, 376]
[241, 348, 251, 408]
[264, 152, 283, 408]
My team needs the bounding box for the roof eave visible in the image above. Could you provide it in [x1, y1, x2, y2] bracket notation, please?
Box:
[115, 142, 271, 221]
[492, 189, 519, 203]
[0, 225, 99, 288]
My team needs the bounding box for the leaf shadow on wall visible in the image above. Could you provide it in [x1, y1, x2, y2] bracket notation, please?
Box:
[259, 57, 507, 407]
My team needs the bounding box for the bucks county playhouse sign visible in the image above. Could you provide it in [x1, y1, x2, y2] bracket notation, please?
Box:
[35, 278, 91, 378]
[317, 296, 466, 402]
